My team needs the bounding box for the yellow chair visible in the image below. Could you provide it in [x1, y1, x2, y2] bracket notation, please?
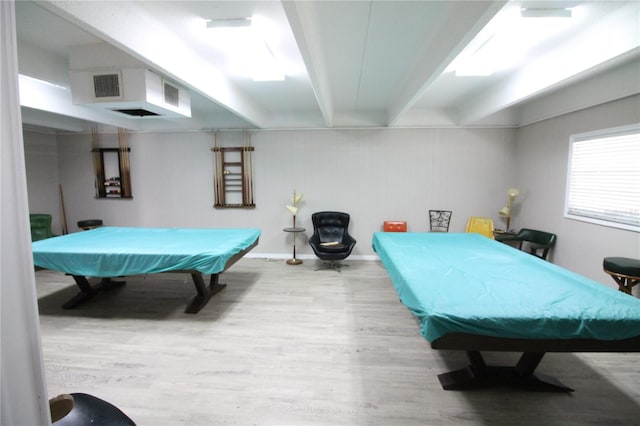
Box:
[465, 217, 495, 239]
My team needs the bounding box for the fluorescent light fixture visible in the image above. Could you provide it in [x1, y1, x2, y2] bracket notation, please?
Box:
[205, 15, 284, 82]
[521, 8, 572, 18]
[206, 17, 252, 29]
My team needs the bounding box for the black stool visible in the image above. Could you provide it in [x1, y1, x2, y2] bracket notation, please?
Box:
[603, 257, 640, 296]
[77, 219, 103, 230]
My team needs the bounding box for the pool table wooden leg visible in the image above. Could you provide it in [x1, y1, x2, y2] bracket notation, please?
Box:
[63, 275, 125, 309]
[185, 272, 227, 314]
[437, 351, 574, 392]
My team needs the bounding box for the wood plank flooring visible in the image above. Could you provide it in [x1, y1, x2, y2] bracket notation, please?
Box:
[36, 259, 640, 425]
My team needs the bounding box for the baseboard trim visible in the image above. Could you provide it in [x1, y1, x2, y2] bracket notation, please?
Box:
[246, 253, 379, 261]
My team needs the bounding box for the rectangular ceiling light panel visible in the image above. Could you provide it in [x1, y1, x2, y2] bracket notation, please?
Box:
[206, 16, 284, 81]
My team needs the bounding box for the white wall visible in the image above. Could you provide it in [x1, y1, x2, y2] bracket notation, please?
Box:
[515, 94, 640, 289]
[26, 127, 516, 257]
[24, 130, 61, 234]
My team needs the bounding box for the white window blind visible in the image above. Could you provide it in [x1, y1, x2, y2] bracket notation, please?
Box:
[565, 125, 640, 232]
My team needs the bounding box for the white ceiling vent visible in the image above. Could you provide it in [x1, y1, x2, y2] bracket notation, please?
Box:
[70, 68, 191, 119]
[93, 73, 121, 99]
[163, 81, 180, 107]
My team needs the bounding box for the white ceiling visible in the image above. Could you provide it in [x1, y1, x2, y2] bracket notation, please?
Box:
[14, 0, 640, 133]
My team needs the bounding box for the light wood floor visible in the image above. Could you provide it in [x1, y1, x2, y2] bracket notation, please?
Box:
[36, 259, 640, 425]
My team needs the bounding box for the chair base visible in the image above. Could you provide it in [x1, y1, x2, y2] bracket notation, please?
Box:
[315, 260, 349, 272]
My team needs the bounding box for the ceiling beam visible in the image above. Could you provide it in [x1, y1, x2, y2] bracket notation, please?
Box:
[37, 0, 272, 129]
[517, 53, 640, 127]
[282, 1, 334, 128]
[458, 2, 640, 126]
[21, 109, 89, 133]
[386, 1, 505, 127]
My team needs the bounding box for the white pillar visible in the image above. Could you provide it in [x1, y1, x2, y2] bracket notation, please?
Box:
[1, 1, 51, 424]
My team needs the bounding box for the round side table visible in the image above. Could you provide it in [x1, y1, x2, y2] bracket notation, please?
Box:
[283, 227, 305, 265]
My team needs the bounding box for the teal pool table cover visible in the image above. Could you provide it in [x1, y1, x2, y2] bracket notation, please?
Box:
[32, 227, 261, 277]
[372, 232, 640, 342]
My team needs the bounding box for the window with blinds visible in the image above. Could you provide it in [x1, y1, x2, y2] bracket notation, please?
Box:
[565, 124, 640, 232]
